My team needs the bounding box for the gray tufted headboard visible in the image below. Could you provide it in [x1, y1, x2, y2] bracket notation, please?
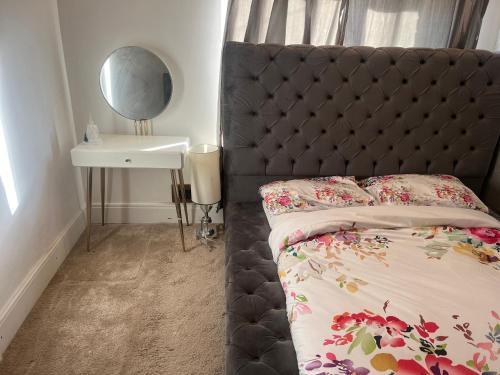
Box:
[222, 42, 500, 204]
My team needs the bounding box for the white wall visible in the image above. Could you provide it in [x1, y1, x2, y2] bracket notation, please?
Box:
[57, 0, 225, 222]
[0, 0, 85, 355]
[478, 0, 500, 51]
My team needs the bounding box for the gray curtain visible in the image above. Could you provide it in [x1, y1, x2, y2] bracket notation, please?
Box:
[226, 0, 345, 45]
[225, 0, 489, 48]
[447, 0, 490, 48]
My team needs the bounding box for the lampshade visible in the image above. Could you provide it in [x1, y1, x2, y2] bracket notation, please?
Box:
[188, 144, 221, 205]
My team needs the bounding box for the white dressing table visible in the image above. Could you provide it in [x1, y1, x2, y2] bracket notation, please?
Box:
[71, 134, 190, 251]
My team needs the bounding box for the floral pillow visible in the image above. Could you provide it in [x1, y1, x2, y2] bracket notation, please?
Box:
[359, 174, 488, 212]
[260, 176, 375, 216]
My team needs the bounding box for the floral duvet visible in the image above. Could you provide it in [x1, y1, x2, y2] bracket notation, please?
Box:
[268, 206, 500, 375]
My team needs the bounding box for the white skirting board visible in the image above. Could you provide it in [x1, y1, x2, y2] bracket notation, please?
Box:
[0, 210, 86, 358]
[90, 202, 224, 224]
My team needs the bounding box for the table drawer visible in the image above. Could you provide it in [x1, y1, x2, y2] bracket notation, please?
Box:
[71, 149, 183, 169]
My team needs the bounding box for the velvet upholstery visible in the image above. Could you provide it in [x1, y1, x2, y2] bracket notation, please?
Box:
[223, 43, 500, 375]
[222, 42, 500, 203]
[225, 202, 298, 375]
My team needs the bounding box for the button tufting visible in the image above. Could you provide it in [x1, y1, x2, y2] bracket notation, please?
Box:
[451, 114, 457, 119]
[373, 161, 377, 167]
[305, 145, 310, 149]
[373, 78, 378, 83]
[389, 145, 394, 150]
[479, 62, 484, 67]
[431, 80, 437, 85]
[310, 111, 316, 117]
[265, 128, 271, 133]
[355, 95, 360, 100]
[461, 129, 466, 135]
[321, 129, 326, 134]
[384, 96, 390, 101]
[297, 94, 303, 100]
[470, 98, 475, 103]
[426, 160, 431, 166]
[390, 59, 396, 65]
[460, 81, 465, 86]
[313, 77, 319, 82]
[277, 144, 283, 149]
[487, 81, 493, 86]
[470, 146, 476, 151]
[250, 111, 257, 116]
[280, 111, 286, 117]
[327, 94, 333, 100]
[378, 129, 383, 134]
[291, 159, 296, 164]
[424, 113, 429, 118]
[450, 60, 455, 66]
[333, 145, 338, 150]
[268, 93, 274, 99]
[412, 97, 418, 102]
[300, 57, 305, 62]
[453, 160, 458, 166]
[402, 79, 408, 84]
[405, 129, 411, 135]
[294, 128, 300, 133]
[396, 113, 401, 118]
[342, 77, 348, 83]
[415, 145, 421, 150]
[420, 59, 425, 65]
[444, 145, 449, 150]
[330, 58, 335, 63]
[361, 145, 366, 150]
[338, 113, 343, 118]
[478, 114, 484, 119]
[399, 160, 403, 166]
[318, 159, 323, 164]
[283, 76, 288, 82]
[441, 97, 446, 102]
[253, 76, 259, 81]
[434, 130, 439, 135]
[367, 113, 372, 119]
[360, 58, 366, 63]
[350, 130, 355, 135]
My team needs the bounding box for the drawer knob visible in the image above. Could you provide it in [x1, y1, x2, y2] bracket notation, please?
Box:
[125, 158, 132, 163]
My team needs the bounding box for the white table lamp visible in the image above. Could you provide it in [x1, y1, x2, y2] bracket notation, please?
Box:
[189, 144, 221, 243]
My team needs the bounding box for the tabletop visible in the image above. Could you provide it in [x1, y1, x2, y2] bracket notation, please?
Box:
[71, 134, 190, 169]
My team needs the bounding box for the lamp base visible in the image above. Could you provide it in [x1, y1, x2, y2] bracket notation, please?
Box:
[196, 204, 218, 248]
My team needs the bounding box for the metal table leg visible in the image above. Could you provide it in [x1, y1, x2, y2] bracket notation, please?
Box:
[170, 169, 186, 251]
[100, 167, 105, 226]
[177, 169, 189, 225]
[86, 167, 93, 251]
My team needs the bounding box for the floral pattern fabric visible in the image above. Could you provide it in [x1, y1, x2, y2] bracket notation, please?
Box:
[260, 176, 374, 216]
[267, 206, 500, 374]
[360, 174, 489, 212]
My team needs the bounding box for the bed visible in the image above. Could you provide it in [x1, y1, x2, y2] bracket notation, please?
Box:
[222, 42, 500, 375]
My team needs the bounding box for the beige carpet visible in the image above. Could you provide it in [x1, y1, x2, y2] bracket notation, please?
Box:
[0, 224, 224, 375]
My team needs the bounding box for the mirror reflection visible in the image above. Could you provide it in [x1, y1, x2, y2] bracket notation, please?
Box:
[100, 46, 172, 120]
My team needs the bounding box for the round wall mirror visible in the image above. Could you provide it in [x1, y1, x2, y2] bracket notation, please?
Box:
[99, 46, 172, 120]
